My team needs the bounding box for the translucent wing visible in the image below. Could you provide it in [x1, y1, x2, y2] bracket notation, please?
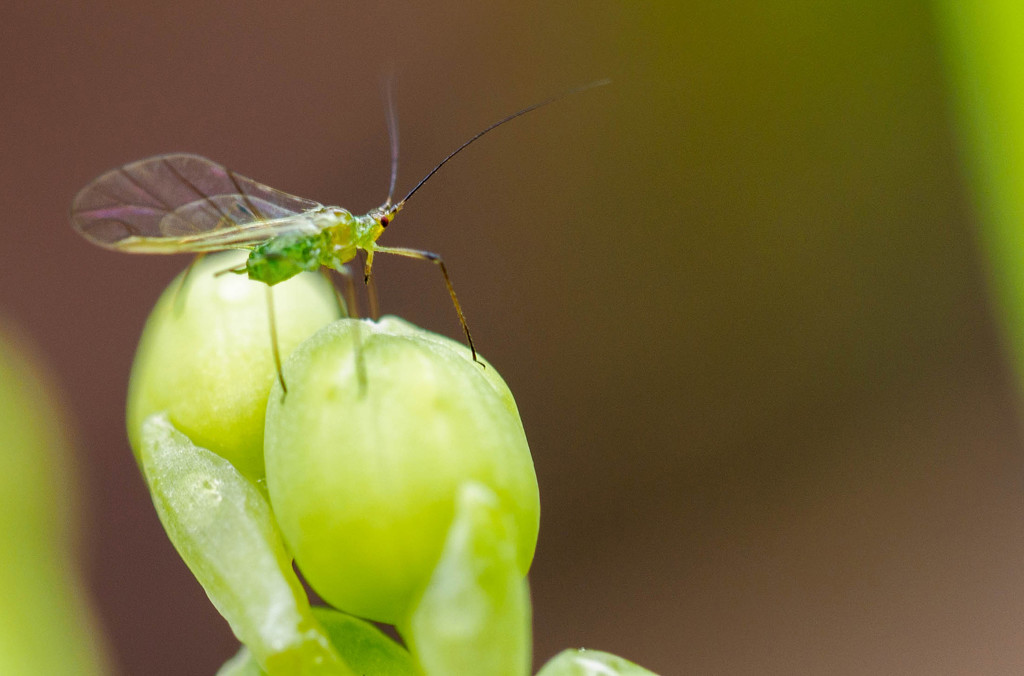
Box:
[70, 153, 325, 253]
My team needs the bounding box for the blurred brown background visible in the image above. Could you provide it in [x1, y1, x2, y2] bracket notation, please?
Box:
[3, 2, 1023, 674]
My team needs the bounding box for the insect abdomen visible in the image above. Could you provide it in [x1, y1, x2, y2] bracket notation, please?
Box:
[246, 234, 324, 286]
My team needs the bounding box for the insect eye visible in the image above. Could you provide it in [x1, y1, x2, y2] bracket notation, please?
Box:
[380, 216, 390, 227]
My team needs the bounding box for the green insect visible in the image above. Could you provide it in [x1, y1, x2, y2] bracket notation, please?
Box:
[71, 81, 608, 390]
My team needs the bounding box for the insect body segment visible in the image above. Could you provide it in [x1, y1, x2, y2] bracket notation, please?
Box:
[244, 232, 327, 286]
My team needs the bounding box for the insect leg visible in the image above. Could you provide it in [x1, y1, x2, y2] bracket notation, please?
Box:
[337, 266, 362, 319]
[359, 250, 381, 320]
[172, 253, 206, 314]
[351, 318, 368, 397]
[213, 264, 247, 277]
[319, 267, 351, 318]
[367, 273, 381, 320]
[265, 286, 288, 397]
[371, 245, 479, 364]
[322, 266, 368, 394]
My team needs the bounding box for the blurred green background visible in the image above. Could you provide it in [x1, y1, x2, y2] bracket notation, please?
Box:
[0, 326, 109, 674]
[3, 2, 1023, 674]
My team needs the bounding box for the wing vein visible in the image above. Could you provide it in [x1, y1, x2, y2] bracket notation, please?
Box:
[117, 167, 173, 210]
[226, 168, 268, 221]
[160, 157, 235, 226]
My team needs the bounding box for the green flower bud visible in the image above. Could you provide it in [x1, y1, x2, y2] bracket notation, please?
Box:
[127, 252, 341, 480]
[536, 649, 659, 676]
[264, 317, 540, 626]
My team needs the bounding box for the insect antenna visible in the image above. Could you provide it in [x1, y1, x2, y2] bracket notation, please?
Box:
[383, 74, 400, 207]
[395, 78, 611, 209]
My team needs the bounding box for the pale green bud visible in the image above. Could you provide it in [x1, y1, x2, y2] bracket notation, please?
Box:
[127, 252, 341, 480]
[264, 317, 540, 626]
[536, 649, 660, 675]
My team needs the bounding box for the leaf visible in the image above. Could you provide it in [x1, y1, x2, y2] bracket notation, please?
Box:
[139, 413, 352, 675]
[404, 481, 531, 676]
[216, 609, 420, 676]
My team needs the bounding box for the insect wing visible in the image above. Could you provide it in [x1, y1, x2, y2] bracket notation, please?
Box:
[71, 153, 324, 251]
